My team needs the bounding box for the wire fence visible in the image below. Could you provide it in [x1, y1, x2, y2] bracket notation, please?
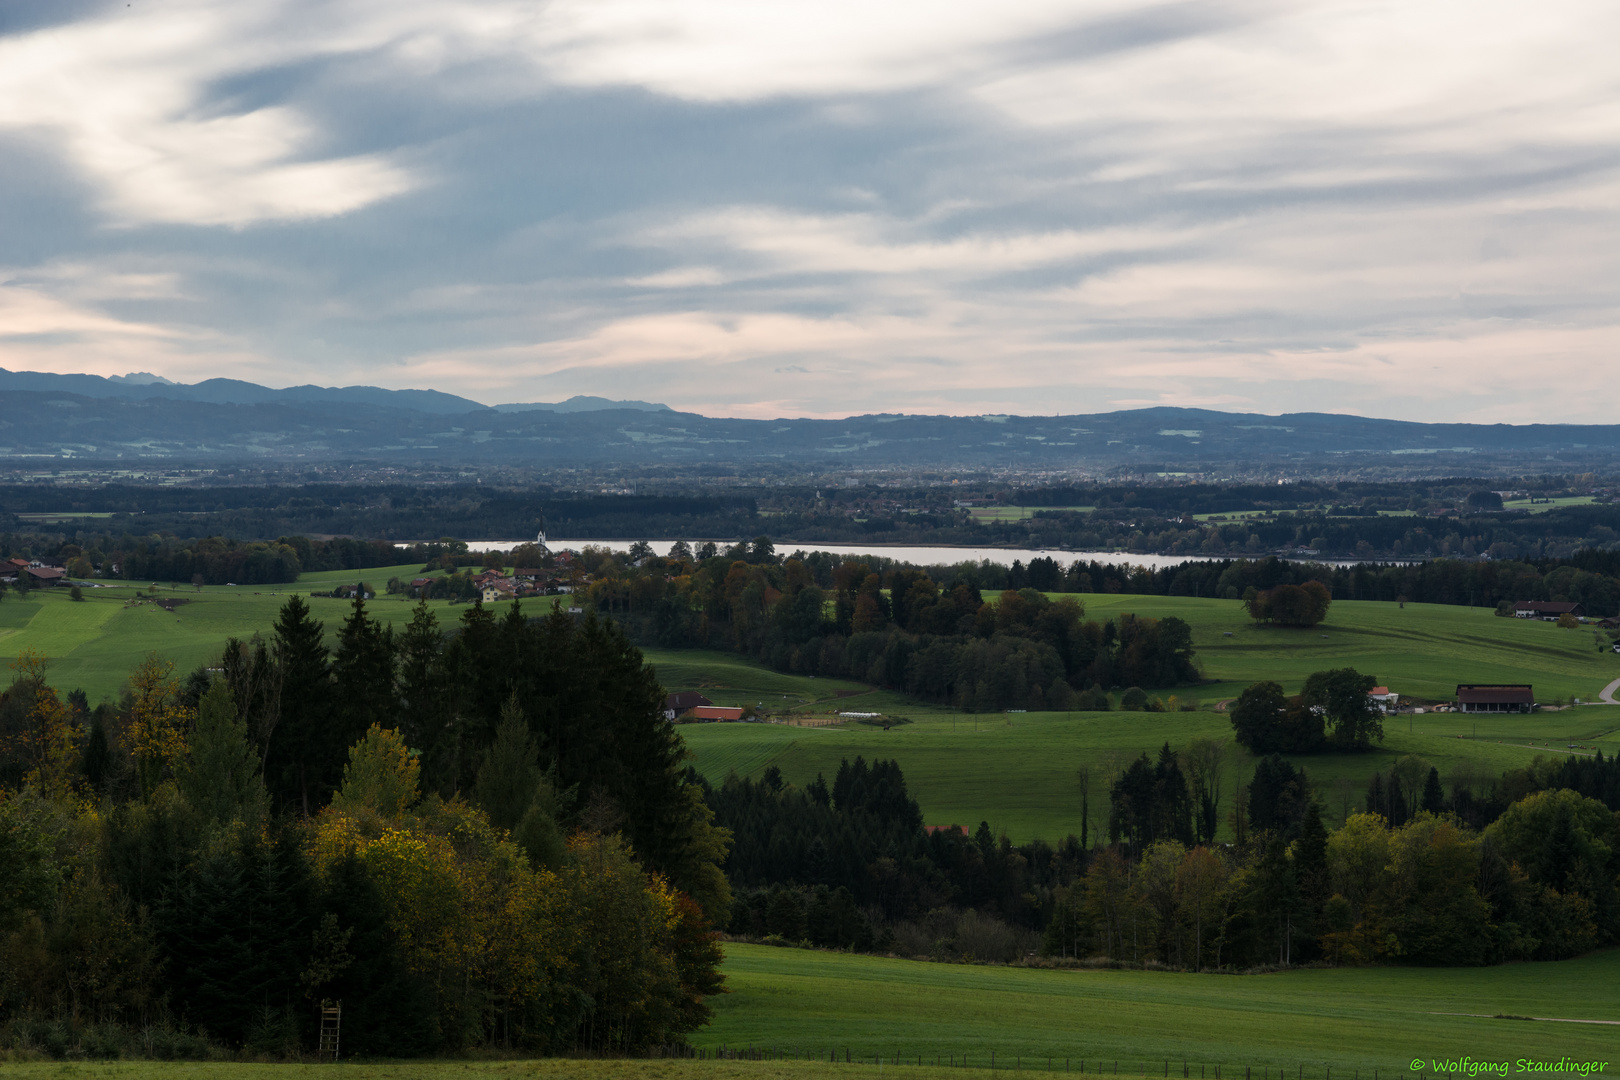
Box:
[670, 1045, 1406, 1080]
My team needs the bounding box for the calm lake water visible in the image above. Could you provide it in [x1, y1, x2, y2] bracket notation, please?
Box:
[432, 540, 1251, 570]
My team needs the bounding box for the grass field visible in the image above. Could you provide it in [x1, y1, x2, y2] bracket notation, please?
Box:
[673, 596, 1620, 839]
[4, 946, 1614, 1075]
[1501, 496, 1598, 514]
[970, 507, 1094, 522]
[8, 579, 1620, 840]
[705, 942, 1620, 1068]
[0, 565, 502, 703]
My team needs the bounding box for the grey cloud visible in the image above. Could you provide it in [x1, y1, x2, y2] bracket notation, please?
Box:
[1, 0, 1617, 422]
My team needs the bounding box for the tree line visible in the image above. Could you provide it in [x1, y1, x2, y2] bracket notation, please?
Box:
[0, 533, 486, 587]
[589, 543, 1199, 709]
[714, 744, 1620, 970]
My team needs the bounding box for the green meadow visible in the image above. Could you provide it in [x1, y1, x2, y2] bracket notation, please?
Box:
[4, 576, 1620, 1075]
[3, 945, 1614, 1075]
[970, 507, 1094, 522]
[705, 942, 1620, 1068]
[0, 565, 473, 703]
[7, 577, 1620, 840]
[674, 596, 1620, 839]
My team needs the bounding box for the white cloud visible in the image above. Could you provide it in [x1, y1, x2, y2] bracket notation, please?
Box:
[0, 1, 418, 226]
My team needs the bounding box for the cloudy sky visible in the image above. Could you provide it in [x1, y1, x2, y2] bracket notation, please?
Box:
[1, 0, 1617, 420]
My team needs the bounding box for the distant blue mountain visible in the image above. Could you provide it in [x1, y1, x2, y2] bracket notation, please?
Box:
[0, 368, 488, 414]
[494, 396, 672, 414]
[0, 369, 672, 416]
[2, 368, 1618, 475]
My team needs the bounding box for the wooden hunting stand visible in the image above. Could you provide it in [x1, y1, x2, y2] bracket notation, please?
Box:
[319, 1000, 342, 1060]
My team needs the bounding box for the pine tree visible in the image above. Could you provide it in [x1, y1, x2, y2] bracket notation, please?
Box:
[81, 706, 113, 793]
[267, 596, 332, 815]
[472, 693, 567, 868]
[1421, 767, 1446, 814]
[331, 595, 397, 752]
[178, 679, 267, 827]
[396, 599, 447, 754]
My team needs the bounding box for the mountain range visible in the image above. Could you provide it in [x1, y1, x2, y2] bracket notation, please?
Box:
[0, 368, 670, 415]
[3, 368, 1619, 475]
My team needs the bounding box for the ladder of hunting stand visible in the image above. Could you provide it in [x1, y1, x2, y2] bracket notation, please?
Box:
[319, 1001, 342, 1060]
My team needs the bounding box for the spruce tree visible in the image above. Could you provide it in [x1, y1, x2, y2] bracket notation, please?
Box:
[472, 694, 567, 868]
[178, 679, 267, 827]
[267, 596, 332, 815]
[331, 594, 397, 752]
[395, 599, 446, 753]
[1421, 766, 1447, 814]
[81, 706, 113, 793]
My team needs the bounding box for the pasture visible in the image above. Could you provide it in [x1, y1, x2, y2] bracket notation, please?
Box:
[675, 596, 1620, 839]
[970, 507, 1093, 522]
[706, 942, 1620, 1068]
[4, 945, 1615, 1072]
[7, 576, 1620, 840]
[0, 565, 488, 703]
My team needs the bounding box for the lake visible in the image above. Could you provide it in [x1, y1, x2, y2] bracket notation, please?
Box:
[417, 539, 1387, 570]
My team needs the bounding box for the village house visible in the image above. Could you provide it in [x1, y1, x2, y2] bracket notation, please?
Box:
[1513, 601, 1585, 621]
[480, 578, 517, 605]
[1455, 684, 1535, 713]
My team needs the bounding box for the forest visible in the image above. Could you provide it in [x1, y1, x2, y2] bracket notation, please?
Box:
[0, 599, 729, 1057]
[590, 542, 1198, 709]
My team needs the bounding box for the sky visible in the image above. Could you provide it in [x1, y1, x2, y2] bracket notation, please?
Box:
[0, 0, 1617, 421]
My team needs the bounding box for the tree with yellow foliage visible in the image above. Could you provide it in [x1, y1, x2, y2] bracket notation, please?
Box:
[126, 654, 191, 799]
[6, 649, 82, 802]
[310, 724, 722, 1052]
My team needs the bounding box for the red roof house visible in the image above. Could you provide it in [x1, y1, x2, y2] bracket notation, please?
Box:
[689, 706, 745, 722]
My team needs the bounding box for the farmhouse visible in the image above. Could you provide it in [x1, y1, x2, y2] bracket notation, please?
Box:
[663, 691, 714, 720]
[1455, 684, 1535, 713]
[1367, 686, 1399, 713]
[688, 705, 745, 722]
[1514, 601, 1584, 621]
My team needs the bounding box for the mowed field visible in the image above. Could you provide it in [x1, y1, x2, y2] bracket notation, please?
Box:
[2, 946, 1614, 1074]
[672, 595, 1620, 839]
[0, 565, 493, 703]
[707, 942, 1620, 1068]
[7, 577, 1620, 840]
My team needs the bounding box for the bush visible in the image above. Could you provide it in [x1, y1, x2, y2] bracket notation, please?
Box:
[1120, 687, 1149, 711]
[1075, 685, 1111, 711]
[68, 585, 84, 602]
[1244, 580, 1331, 626]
